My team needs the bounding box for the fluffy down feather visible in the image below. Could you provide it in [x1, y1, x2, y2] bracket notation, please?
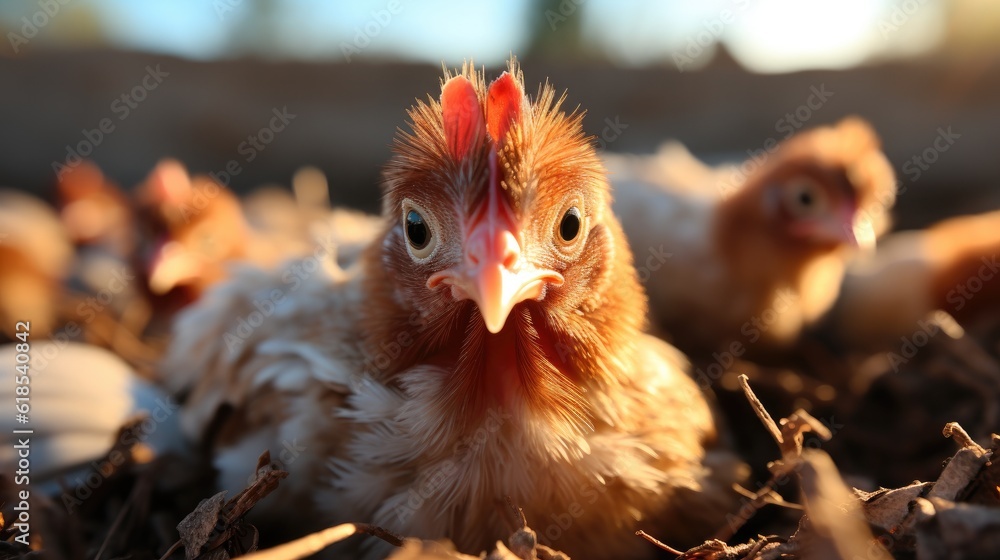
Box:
[608, 118, 897, 360]
[825, 208, 1000, 352]
[162, 60, 744, 559]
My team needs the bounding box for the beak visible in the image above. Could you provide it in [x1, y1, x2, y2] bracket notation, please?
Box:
[851, 216, 877, 252]
[790, 203, 875, 252]
[148, 241, 202, 294]
[427, 224, 563, 334]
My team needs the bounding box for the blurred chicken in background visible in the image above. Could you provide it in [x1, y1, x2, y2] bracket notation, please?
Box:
[824, 208, 1000, 353]
[135, 159, 250, 301]
[54, 161, 158, 359]
[57, 160, 135, 258]
[0, 189, 73, 340]
[609, 117, 897, 362]
[134, 159, 336, 304]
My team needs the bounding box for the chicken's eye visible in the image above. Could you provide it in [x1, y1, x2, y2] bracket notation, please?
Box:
[783, 180, 828, 218]
[406, 211, 428, 248]
[403, 205, 437, 260]
[559, 207, 582, 242]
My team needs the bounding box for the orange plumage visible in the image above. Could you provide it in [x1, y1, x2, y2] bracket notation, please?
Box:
[828, 208, 1000, 351]
[162, 60, 743, 559]
[134, 159, 323, 302]
[0, 189, 73, 339]
[56, 160, 135, 258]
[609, 117, 897, 360]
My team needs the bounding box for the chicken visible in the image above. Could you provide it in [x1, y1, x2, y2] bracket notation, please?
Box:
[608, 118, 897, 360]
[825, 208, 1000, 352]
[135, 159, 319, 301]
[56, 160, 135, 258]
[0, 189, 74, 339]
[135, 159, 245, 299]
[162, 61, 743, 559]
[52, 160, 162, 352]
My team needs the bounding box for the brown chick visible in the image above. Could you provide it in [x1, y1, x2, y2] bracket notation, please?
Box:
[56, 160, 135, 258]
[827, 208, 1000, 352]
[134, 159, 245, 299]
[135, 160, 330, 302]
[134, 159, 318, 301]
[161, 61, 743, 559]
[55, 161, 154, 345]
[0, 189, 73, 339]
[608, 118, 897, 361]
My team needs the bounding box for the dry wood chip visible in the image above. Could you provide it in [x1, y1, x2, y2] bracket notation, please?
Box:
[915, 497, 1000, 560]
[797, 449, 891, 560]
[927, 447, 989, 502]
[855, 483, 932, 531]
[177, 492, 227, 560]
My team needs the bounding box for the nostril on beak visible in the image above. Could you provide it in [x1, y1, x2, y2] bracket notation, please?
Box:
[501, 246, 518, 269]
[465, 228, 521, 271]
[497, 230, 520, 270]
[464, 229, 488, 268]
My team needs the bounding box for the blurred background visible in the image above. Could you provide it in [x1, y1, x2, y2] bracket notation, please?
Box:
[1, 0, 998, 229]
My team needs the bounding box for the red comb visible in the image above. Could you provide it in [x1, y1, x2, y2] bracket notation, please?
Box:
[441, 76, 484, 161]
[486, 72, 523, 144]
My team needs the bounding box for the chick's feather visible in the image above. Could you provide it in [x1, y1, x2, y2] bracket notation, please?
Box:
[827, 208, 1000, 351]
[608, 117, 897, 359]
[0, 189, 73, 339]
[163, 60, 742, 559]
